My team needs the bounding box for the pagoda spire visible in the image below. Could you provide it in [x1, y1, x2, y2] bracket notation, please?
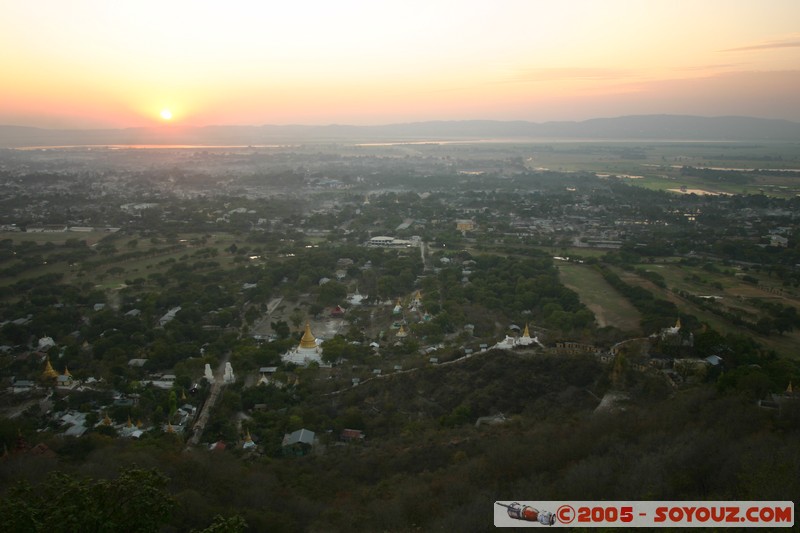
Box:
[522, 323, 531, 338]
[42, 358, 58, 380]
[242, 429, 256, 449]
[299, 322, 317, 349]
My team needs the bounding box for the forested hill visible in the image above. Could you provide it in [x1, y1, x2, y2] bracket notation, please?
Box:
[1, 115, 800, 147]
[3, 351, 798, 531]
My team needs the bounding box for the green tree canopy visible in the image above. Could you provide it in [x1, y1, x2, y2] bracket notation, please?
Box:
[0, 468, 247, 533]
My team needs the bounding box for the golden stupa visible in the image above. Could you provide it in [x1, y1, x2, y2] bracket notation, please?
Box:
[42, 358, 58, 380]
[299, 322, 317, 349]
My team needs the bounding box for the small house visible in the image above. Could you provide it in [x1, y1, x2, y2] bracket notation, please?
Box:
[282, 428, 315, 456]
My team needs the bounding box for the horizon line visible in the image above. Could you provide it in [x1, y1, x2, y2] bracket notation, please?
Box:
[2, 113, 800, 131]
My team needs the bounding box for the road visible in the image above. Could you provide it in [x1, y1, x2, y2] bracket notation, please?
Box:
[185, 353, 230, 448]
[420, 240, 431, 271]
[251, 297, 284, 337]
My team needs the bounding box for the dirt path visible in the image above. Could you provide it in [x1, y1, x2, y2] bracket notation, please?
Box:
[185, 353, 230, 448]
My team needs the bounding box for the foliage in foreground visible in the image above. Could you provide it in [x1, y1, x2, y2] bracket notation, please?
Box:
[0, 467, 245, 533]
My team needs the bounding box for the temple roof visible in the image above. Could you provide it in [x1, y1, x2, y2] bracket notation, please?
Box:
[299, 322, 317, 349]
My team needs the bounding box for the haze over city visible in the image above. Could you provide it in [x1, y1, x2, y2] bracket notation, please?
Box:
[2, 0, 800, 129]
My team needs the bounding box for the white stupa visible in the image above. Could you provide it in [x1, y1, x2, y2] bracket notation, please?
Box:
[347, 289, 367, 306]
[282, 322, 323, 366]
[517, 324, 543, 348]
[204, 363, 214, 382]
[492, 324, 545, 350]
[223, 362, 235, 383]
[38, 336, 56, 351]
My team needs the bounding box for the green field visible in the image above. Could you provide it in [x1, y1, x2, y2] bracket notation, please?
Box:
[557, 262, 641, 332]
[547, 255, 800, 359]
[0, 231, 249, 289]
[619, 262, 800, 359]
[527, 142, 800, 198]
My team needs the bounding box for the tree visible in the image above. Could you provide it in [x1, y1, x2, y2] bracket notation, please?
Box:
[0, 468, 247, 533]
[318, 281, 347, 306]
[192, 515, 247, 533]
[271, 320, 290, 340]
[308, 303, 324, 318]
[289, 309, 304, 330]
[0, 468, 174, 533]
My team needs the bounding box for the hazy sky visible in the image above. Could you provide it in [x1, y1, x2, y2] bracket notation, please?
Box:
[2, 0, 799, 128]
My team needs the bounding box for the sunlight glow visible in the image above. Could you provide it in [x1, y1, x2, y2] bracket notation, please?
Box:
[0, 0, 798, 127]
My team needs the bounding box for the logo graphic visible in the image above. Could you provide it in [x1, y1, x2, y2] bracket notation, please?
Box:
[496, 502, 556, 526]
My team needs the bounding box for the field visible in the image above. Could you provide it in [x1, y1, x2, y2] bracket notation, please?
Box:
[524, 142, 800, 198]
[0, 231, 248, 289]
[617, 262, 800, 359]
[557, 262, 641, 332]
[554, 247, 800, 359]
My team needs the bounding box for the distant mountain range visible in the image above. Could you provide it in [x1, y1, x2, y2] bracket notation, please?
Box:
[1, 115, 800, 147]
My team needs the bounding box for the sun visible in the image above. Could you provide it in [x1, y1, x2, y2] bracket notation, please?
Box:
[160, 108, 173, 121]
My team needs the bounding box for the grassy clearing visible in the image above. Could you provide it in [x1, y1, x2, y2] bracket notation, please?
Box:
[614, 266, 732, 331]
[557, 262, 641, 332]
